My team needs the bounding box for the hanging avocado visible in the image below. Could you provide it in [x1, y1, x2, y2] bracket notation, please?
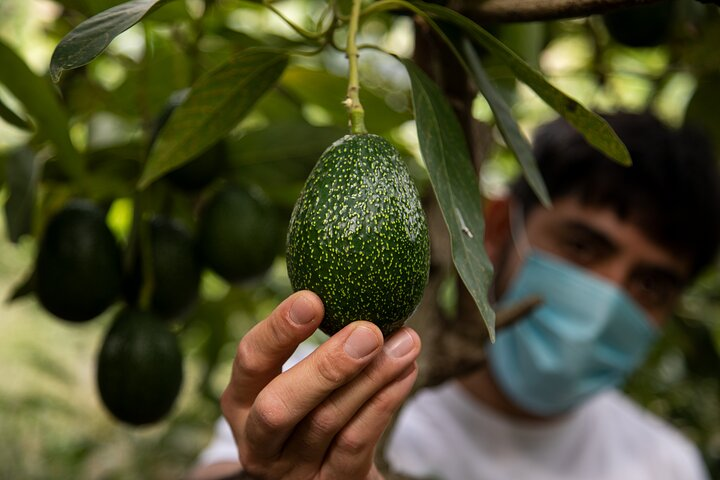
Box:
[286, 134, 430, 337]
[197, 184, 284, 283]
[124, 216, 201, 320]
[35, 200, 123, 322]
[602, 0, 675, 48]
[96, 308, 183, 426]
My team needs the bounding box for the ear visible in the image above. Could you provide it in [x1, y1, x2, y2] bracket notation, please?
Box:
[484, 197, 511, 265]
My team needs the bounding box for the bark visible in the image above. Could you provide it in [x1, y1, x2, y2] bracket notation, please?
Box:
[451, 0, 666, 22]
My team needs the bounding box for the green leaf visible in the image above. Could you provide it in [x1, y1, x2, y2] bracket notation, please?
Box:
[0, 41, 84, 180]
[112, 29, 192, 119]
[4, 147, 40, 243]
[403, 59, 496, 341]
[0, 97, 31, 131]
[138, 49, 288, 189]
[420, 2, 632, 167]
[462, 40, 551, 208]
[49, 0, 173, 82]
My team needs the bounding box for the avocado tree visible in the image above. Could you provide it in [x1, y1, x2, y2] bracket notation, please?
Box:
[0, 0, 719, 477]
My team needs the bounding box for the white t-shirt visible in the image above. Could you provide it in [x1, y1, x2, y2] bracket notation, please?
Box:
[196, 346, 708, 480]
[386, 381, 708, 480]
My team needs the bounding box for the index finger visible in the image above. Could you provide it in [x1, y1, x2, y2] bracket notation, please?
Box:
[222, 290, 324, 408]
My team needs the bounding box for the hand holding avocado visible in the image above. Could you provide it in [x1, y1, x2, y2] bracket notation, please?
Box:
[219, 291, 421, 479]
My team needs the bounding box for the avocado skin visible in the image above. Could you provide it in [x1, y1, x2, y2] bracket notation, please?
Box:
[124, 216, 201, 320]
[197, 184, 283, 283]
[36, 200, 123, 322]
[603, 0, 675, 48]
[97, 308, 183, 426]
[286, 134, 430, 337]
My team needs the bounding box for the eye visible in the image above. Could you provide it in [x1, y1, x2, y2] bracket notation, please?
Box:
[629, 271, 682, 311]
[558, 235, 609, 266]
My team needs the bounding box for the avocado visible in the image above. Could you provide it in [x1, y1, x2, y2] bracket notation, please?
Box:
[124, 216, 201, 320]
[35, 200, 123, 322]
[197, 184, 284, 283]
[603, 0, 675, 48]
[286, 134, 430, 337]
[96, 307, 183, 426]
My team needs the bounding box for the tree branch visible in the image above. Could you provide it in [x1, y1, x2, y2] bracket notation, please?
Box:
[451, 0, 665, 22]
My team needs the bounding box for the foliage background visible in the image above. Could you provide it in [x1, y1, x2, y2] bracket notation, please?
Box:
[0, 0, 719, 478]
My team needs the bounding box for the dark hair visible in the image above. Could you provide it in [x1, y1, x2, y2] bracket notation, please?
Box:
[512, 112, 720, 279]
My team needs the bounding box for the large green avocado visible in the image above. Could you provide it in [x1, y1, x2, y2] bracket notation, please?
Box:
[96, 308, 183, 426]
[286, 134, 430, 337]
[35, 200, 123, 322]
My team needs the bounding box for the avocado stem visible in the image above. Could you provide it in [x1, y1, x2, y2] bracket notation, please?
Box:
[345, 0, 367, 135]
[133, 191, 155, 313]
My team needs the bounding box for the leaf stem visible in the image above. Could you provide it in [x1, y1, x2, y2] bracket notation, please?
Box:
[263, 2, 325, 40]
[345, 0, 367, 134]
[363, 0, 468, 72]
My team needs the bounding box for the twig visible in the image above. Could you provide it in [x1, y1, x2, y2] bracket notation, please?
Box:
[344, 0, 367, 134]
[450, 0, 666, 22]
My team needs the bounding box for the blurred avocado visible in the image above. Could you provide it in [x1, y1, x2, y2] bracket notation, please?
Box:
[36, 200, 123, 322]
[603, 0, 675, 48]
[197, 184, 284, 283]
[96, 307, 183, 426]
[124, 216, 201, 320]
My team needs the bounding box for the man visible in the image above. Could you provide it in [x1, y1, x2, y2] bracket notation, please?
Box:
[189, 112, 720, 479]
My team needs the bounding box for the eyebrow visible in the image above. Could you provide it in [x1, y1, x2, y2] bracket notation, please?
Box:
[558, 220, 688, 286]
[555, 221, 619, 253]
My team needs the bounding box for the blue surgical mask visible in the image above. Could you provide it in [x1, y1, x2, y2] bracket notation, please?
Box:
[487, 251, 659, 416]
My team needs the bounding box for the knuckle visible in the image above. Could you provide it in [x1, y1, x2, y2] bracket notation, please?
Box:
[309, 400, 344, 438]
[371, 382, 403, 416]
[369, 389, 400, 418]
[251, 391, 292, 434]
[314, 350, 353, 386]
[234, 339, 265, 378]
[219, 388, 236, 418]
[333, 430, 367, 457]
[367, 373, 413, 418]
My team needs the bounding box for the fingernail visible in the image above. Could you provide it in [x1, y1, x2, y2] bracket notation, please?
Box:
[289, 295, 315, 325]
[344, 326, 380, 359]
[384, 329, 414, 358]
